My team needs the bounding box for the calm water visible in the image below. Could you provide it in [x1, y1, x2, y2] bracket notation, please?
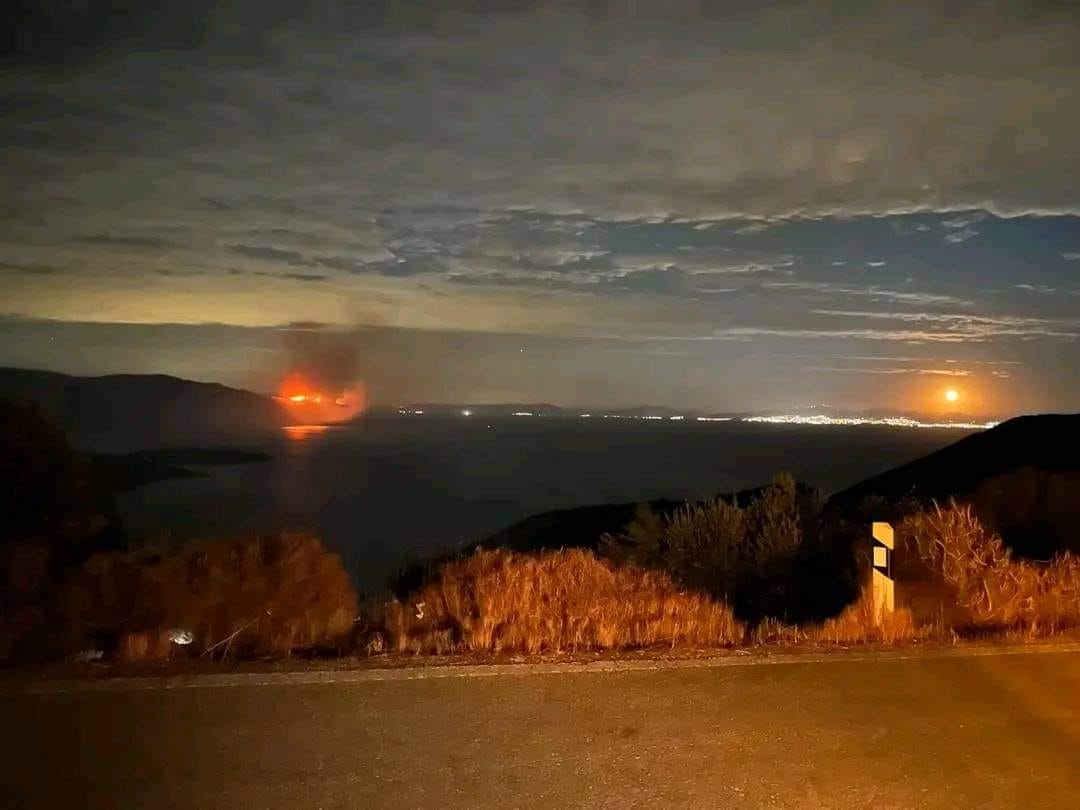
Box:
[116, 417, 970, 591]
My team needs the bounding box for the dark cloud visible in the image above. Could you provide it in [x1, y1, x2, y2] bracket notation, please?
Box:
[0, 261, 62, 275]
[230, 245, 308, 266]
[314, 255, 371, 273]
[253, 271, 327, 282]
[78, 234, 177, 249]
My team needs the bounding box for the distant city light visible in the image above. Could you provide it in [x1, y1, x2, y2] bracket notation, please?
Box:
[743, 414, 997, 430]
[389, 408, 995, 430]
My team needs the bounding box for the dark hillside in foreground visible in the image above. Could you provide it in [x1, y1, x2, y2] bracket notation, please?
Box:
[480, 483, 807, 554]
[828, 413, 1080, 557]
[481, 498, 685, 553]
[0, 367, 289, 452]
[379, 483, 817, 596]
[392, 485, 793, 595]
[828, 414, 1080, 507]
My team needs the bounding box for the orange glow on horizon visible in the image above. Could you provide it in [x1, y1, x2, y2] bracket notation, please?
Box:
[944, 388, 960, 403]
[841, 371, 1015, 419]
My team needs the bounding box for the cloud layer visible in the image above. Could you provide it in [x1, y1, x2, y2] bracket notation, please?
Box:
[1, 1, 1079, 413]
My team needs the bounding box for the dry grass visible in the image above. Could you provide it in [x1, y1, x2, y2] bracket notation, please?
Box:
[59, 532, 358, 661]
[898, 502, 1080, 633]
[382, 548, 742, 654]
[753, 587, 921, 645]
[382, 500, 1080, 656]
[11, 501, 1077, 666]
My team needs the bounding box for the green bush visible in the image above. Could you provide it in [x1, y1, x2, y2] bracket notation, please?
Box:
[664, 496, 745, 598]
[602, 473, 820, 622]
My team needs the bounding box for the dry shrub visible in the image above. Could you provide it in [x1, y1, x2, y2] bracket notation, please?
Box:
[60, 532, 358, 660]
[118, 629, 175, 663]
[384, 548, 742, 654]
[899, 502, 1080, 632]
[746, 587, 918, 645]
[804, 588, 917, 644]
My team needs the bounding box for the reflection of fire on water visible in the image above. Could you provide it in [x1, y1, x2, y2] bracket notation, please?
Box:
[274, 373, 367, 431]
[283, 424, 332, 441]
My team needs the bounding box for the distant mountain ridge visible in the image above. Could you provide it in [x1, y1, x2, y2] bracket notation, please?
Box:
[0, 367, 289, 452]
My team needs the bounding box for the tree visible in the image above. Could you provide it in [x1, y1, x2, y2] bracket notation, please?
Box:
[0, 398, 105, 558]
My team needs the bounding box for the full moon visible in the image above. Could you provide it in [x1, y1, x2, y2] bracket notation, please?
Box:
[944, 389, 960, 403]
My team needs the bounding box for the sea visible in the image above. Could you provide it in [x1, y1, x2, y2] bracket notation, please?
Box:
[114, 416, 972, 592]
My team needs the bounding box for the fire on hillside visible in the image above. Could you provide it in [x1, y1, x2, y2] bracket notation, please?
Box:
[274, 373, 367, 427]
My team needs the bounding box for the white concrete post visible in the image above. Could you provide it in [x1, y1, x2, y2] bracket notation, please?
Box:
[871, 522, 895, 623]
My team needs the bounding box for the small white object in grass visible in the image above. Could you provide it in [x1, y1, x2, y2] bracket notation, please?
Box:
[414, 602, 426, 619]
[169, 629, 194, 646]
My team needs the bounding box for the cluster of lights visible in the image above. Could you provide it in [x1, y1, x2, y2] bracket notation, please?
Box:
[743, 414, 998, 430]
[600, 414, 674, 421]
[393, 408, 995, 430]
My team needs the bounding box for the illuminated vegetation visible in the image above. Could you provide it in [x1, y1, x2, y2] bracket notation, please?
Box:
[898, 502, 1080, 632]
[380, 498, 1080, 656]
[381, 548, 742, 654]
[2, 532, 357, 663]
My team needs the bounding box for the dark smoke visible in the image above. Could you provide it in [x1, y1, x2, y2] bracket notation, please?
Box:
[283, 327, 361, 392]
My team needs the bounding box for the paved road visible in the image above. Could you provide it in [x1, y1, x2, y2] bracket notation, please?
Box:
[3, 648, 1080, 809]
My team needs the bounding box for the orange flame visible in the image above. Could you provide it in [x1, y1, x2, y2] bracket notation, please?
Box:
[276, 373, 367, 426]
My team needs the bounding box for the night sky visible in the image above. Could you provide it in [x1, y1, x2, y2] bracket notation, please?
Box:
[2, 1, 1078, 416]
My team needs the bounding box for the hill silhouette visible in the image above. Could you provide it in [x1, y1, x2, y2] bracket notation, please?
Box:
[0, 367, 289, 452]
[827, 414, 1080, 508]
[827, 413, 1080, 557]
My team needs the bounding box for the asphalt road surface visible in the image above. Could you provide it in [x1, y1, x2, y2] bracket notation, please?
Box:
[3, 647, 1079, 809]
